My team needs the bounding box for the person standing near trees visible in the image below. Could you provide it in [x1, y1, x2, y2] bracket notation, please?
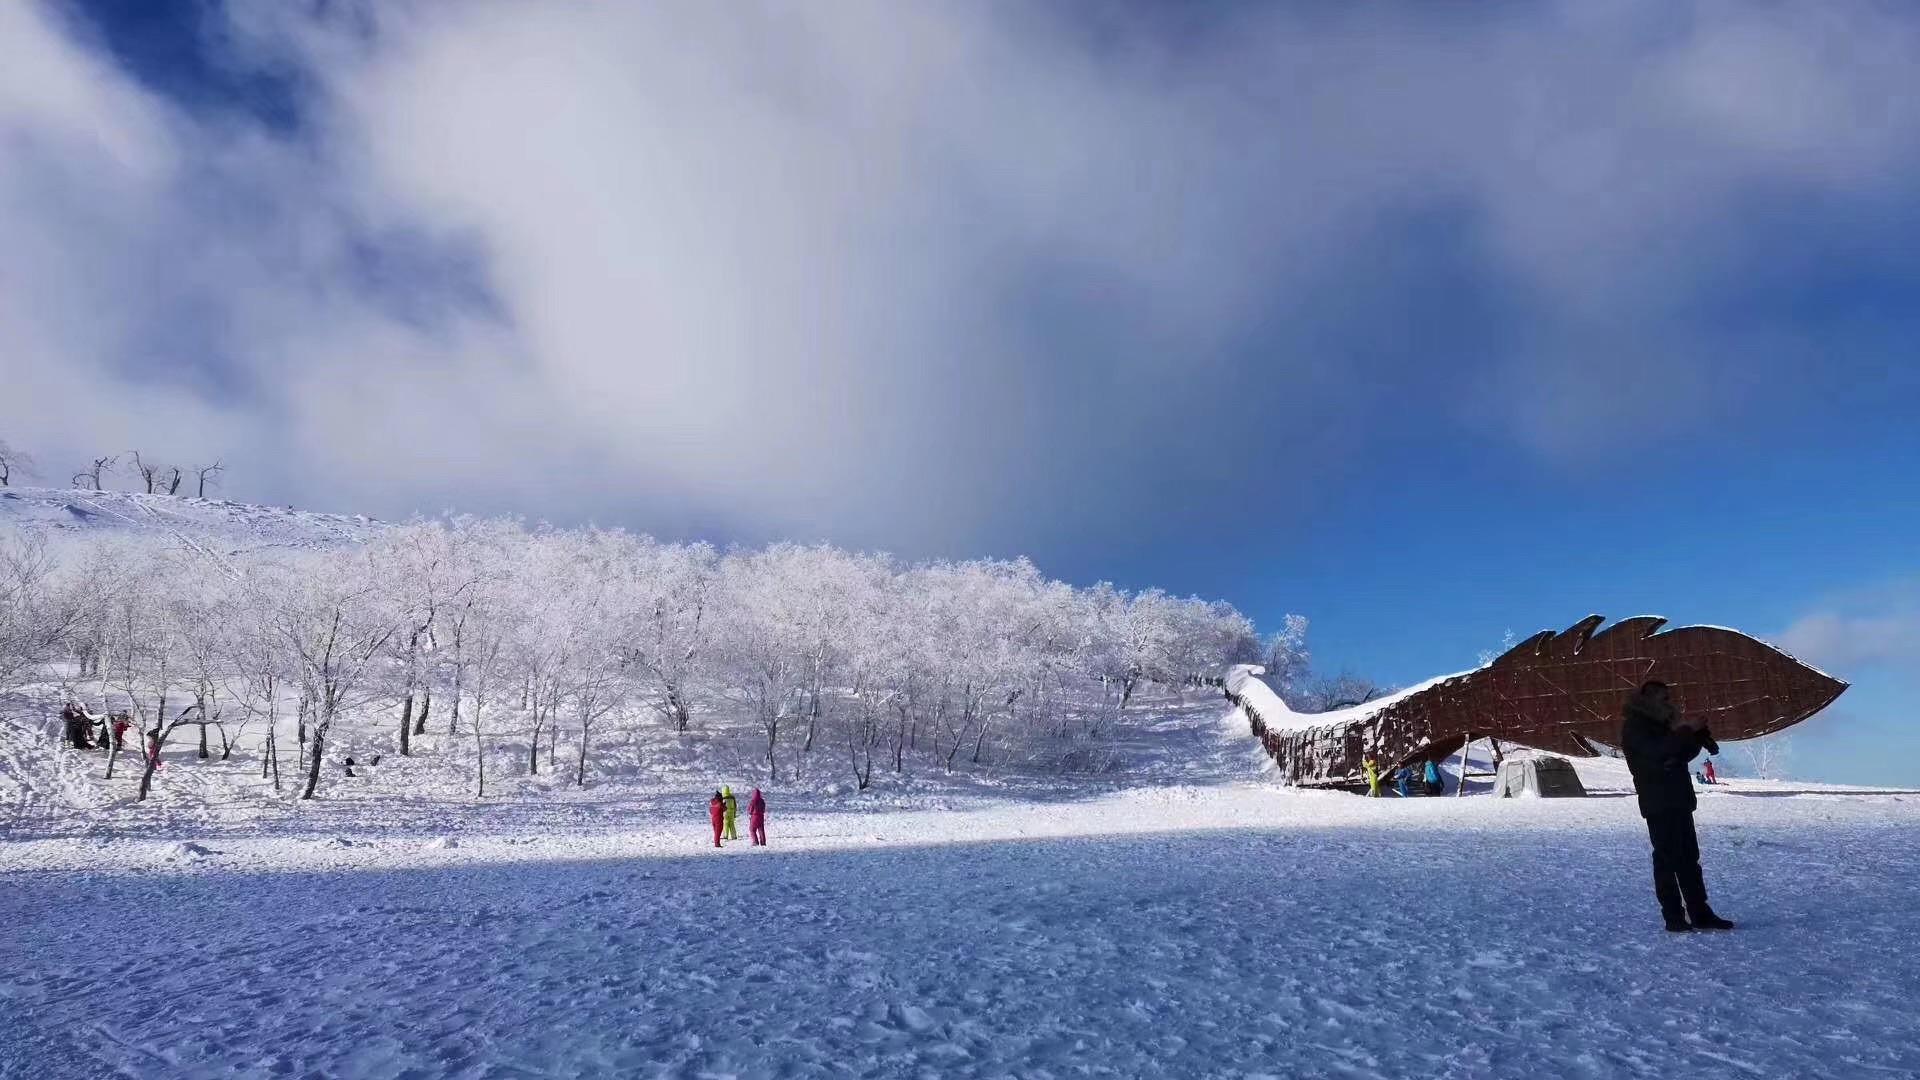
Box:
[722, 785, 740, 841]
[748, 788, 767, 846]
[1622, 680, 1735, 933]
[61, 703, 94, 749]
[708, 790, 726, 848]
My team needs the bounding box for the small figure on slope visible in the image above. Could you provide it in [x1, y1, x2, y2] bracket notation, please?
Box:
[1393, 766, 1412, 798]
[1621, 680, 1734, 934]
[1362, 755, 1381, 797]
[1702, 758, 1718, 785]
[722, 785, 740, 841]
[748, 788, 767, 846]
[708, 790, 727, 849]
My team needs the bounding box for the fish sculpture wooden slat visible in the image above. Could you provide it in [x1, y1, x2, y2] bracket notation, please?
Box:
[1226, 615, 1847, 789]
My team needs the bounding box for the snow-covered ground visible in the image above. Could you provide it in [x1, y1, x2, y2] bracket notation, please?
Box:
[0, 486, 381, 553]
[5, 701, 1919, 1078]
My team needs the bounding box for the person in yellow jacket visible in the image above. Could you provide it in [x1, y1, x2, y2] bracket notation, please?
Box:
[722, 785, 740, 840]
[1363, 756, 1381, 797]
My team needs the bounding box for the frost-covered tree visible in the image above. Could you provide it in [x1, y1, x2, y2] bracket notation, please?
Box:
[223, 559, 299, 791]
[612, 536, 716, 733]
[0, 439, 34, 488]
[95, 553, 196, 799]
[712, 547, 807, 779]
[168, 567, 242, 761]
[8, 513, 1284, 796]
[0, 535, 61, 697]
[1262, 614, 1313, 703]
[274, 549, 401, 800]
[373, 523, 473, 757]
[558, 540, 632, 786]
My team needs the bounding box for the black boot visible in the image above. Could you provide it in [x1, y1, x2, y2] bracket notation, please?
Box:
[1679, 866, 1732, 929]
[1665, 917, 1694, 933]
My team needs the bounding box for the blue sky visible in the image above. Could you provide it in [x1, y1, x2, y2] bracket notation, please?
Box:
[4, 1, 1916, 782]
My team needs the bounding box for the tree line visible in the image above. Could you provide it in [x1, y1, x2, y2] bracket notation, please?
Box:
[1, 519, 1295, 801]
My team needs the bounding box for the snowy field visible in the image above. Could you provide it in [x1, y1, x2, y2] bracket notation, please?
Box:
[5, 709, 1919, 1079]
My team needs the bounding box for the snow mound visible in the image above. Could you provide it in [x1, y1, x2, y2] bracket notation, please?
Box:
[0, 486, 383, 555]
[425, 837, 459, 850]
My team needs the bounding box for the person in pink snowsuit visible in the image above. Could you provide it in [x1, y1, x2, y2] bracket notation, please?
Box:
[748, 788, 767, 846]
[708, 791, 726, 848]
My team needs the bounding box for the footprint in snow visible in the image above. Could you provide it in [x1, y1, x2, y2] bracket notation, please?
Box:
[893, 1004, 937, 1034]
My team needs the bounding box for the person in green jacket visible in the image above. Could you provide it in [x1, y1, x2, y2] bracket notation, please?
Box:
[1363, 756, 1381, 797]
[722, 785, 740, 841]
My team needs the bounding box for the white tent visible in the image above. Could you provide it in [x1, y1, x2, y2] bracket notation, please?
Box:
[1494, 755, 1587, 798]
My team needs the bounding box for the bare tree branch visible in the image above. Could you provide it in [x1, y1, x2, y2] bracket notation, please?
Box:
[129, 451, 163, 494]
[194, 459, 225, 498]
[72, 455, 117, 491]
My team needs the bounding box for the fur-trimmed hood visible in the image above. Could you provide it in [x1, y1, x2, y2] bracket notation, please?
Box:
[1622, 686, 1674, 727]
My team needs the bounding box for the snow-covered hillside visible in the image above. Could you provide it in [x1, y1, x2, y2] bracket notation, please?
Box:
[0, 485, 381, 553]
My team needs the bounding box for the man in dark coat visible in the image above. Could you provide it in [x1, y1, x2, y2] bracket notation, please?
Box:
[61, 703, 94, 749]
[1621, 680, 1734, 932]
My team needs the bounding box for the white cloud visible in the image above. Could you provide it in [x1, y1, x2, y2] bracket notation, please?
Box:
[3, 1, 1918, 541]
[1779, 582, 1920, 673]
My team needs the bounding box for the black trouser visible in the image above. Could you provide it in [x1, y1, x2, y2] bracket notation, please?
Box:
[1645, 811, 1711, 922]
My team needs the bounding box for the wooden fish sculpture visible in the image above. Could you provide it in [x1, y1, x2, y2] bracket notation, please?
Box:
[1227, 615, 1847, 789]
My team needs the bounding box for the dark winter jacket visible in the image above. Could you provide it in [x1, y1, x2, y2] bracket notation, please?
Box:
[1621, 689, 1713, 818]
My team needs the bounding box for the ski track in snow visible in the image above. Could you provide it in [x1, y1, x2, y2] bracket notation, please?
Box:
[4, 780, 1920, 1079]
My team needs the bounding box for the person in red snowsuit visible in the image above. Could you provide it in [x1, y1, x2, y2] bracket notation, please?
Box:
[1702, 758, 1718, 785]
[748, 788, 767, 846]
[111, 714, 131, 752]
[708, 791, 726, 848]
